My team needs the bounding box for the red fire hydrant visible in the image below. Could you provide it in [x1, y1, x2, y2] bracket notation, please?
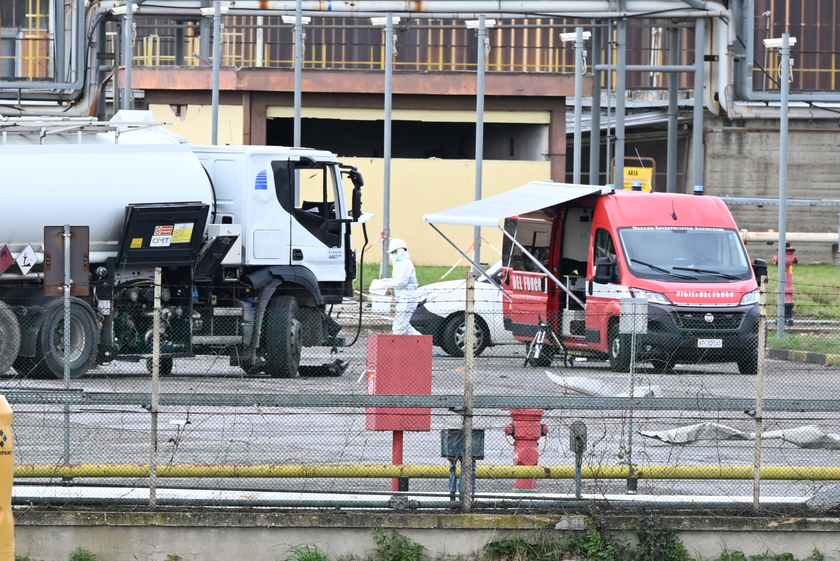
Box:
[773, 243, 798, 325]
[504, 409, 549, 491]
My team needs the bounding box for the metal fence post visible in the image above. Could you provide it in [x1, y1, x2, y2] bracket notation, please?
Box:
[753, 273, 768, 510]
[461, 272, 475, 512]
[150, 267, 161, 507]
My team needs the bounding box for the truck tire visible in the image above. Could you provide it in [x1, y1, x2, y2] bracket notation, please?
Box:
[264, 296, 302, 378]
[14, 353, 50, 379]
[0, 301, 21, 375]
[608, 325, 631, 372]
[441, 314, 489, 357]
[39, 301, 100, 379]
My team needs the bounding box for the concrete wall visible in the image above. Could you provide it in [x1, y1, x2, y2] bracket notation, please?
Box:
[15, 511, 840, 561]
[338, 157, 551, 267]
[703, 117, 840, 265]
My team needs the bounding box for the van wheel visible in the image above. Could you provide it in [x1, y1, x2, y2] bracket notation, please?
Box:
[608, 325, 631, 372]
[651, 359, 675, 374]
[441, 314, 489, 357]
[39, 301, 100, 379]
[736, 348, 758, 375]
[264, 296, 302, 378]
[0, 301, 21, 375]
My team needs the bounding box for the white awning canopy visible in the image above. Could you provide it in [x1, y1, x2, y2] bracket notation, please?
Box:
[423, 181, 607, 228]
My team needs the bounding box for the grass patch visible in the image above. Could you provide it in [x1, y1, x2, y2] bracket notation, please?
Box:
[354, 262, 472, 291]
[767, 264, 840, 319]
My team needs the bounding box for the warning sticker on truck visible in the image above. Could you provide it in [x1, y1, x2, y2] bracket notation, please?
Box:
[172, 223, 194, 243]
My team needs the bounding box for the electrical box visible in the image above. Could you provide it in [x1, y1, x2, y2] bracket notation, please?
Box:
[366, 334, 432, 431]
[440, 429, 485, 460]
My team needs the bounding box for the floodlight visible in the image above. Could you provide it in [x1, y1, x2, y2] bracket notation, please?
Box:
[371, 16, 401, 26]
[199, 4, 229, 16]
[111, 3, 138, 15]
[763, 36, 797, 49]
[559, 31, 591, 42]
[282, 15, 311, 25]
[465, 19, 496, 29]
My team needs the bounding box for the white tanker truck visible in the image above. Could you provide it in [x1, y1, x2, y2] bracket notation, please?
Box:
[0, 112, 365, 379]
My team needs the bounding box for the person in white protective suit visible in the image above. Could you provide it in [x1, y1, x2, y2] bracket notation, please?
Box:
[387, 238, 422, 335]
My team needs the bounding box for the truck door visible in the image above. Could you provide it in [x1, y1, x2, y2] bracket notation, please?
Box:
[272, 159, 346, 283]
[500, 214, 552, 341]
[585, 227, 624, 351]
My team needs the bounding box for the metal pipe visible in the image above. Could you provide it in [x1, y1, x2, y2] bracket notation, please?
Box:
[12, 495, 810, 510]
[593, 64, 696, 72]
[15, 463, 840, 481]
[572, 27, 584, 184]
[776, 33, 791, 338]
[666, 26, 678, 193]
[293, 0, 303, 149]
[588, 25, 601, 186]
[89, 1, 730, 15]
[380, 13, 394, 278]
[613, 8, 626, 189]
[734, 0, 840, 105]
[691, 16, 704, 188]
[122, 0, 134, 110]
[473, 15, 487, 269]
[211, 1, 222, 145]
[0, 0, 86, 91]
[740, 232, 839, 244]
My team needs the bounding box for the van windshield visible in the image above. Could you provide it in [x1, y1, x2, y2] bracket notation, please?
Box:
[618, 226, 752, 282]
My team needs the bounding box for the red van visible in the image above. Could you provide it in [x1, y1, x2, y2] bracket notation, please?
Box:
[424, 182, 767, 374]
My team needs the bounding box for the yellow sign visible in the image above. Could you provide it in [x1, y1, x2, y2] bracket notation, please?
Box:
[622, 166, 653, 191]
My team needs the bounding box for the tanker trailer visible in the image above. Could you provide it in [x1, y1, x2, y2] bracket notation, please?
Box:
[0, 115, 364, 379]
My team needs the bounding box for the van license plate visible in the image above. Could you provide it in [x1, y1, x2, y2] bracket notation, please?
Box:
[697, 338, 723, 348]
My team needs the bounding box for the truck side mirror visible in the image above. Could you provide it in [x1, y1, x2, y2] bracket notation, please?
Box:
[592, 256, 615, 284]
[752, 258, 768, 281]
[340, 165, 364, 221]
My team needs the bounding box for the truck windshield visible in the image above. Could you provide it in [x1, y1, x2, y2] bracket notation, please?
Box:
[618, 226, 752, 282]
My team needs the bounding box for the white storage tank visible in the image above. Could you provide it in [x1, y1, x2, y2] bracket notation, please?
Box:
[0, 142, 215, 263]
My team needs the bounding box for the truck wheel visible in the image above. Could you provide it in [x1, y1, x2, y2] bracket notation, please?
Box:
[441, 314, 489, 357]
[736, 348, 758, 375]
[39, 301, 100, 379]
[608, 325, 631, 372]
[0, 301, 21, 375]
[14, 354, 51, 379]
[146, 357, 174, 376]
[264, 296, 302, 378]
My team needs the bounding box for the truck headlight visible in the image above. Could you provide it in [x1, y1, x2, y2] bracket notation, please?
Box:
[629, 288, 671, 305]
[740, 289, 760, 305]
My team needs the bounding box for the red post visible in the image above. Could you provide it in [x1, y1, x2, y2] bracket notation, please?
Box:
[392, 430, 403, 491]
[504, 409, 549, 491]
[773, 244, 798, 324]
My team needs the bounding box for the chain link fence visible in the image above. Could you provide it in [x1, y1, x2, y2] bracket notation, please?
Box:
[1, 274, 838, 512]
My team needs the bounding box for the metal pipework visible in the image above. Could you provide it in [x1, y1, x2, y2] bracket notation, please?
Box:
[16, 463, 840, 481]
[740, 231, 839, 244]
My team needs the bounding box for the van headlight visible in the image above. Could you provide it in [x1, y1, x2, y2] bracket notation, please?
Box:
[740, 289, 760, 305]
[629, 288, 671, 305]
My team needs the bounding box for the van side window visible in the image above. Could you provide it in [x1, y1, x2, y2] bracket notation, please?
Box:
[594, 228, 617, 264]
[501, 215, 552, 272]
